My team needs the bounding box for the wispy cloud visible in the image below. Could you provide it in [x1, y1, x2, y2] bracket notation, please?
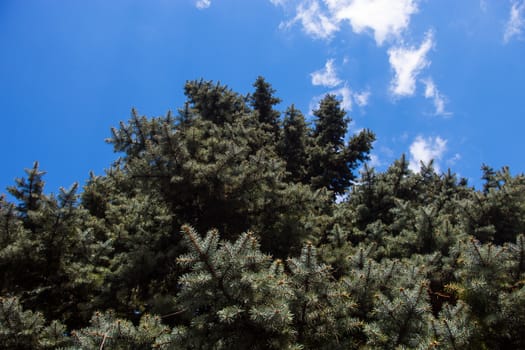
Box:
[504, 1, 525, 43]
[195, 0, 211, 9]
[331, 85, 353, 111]
[408, 135, 447, 173]
[422, 78, 451, 116]
[278, 1, 440, 115]
[388, 31, 434, 96]
[309, 59, 370, 111]
[311, 59, 342, 87]
[325, 0, 419, 45]
[308, 84, 353, 114]
[284, 1, 339, 39]
[309, 84, 371, 113]
[447, 153, 461, 167]
[354, 90, 371, 107]
[276, 0, 419, 45]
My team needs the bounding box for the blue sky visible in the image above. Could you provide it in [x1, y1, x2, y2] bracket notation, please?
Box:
[1, 0, 524, 195]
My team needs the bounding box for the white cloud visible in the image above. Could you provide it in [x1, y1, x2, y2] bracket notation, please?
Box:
[408, 135, 447, 173]
[309, 58, 372, 110]
[504, 1, 525, 43]
[422, 78, 451, 116]
[388, 31, 434, 96]
[329, 85, 373, 111]
[331, 85, 353, 111]
[274, 0, 419, 45]
[195, 0, 211, 9]
[286, 1, 339, 39]
[423, 77, 436, 98]
[311, 59, 342, 87]
[447, 153, 461, 166]
[308, 84, 353, 115]
[354, 90, 370, 107]
[325, 0, 419, 45]
[309, 83, 371, 114]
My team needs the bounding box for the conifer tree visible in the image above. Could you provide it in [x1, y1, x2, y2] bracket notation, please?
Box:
[250, 76, 281, 140]
[280, 104, 309, 183]
[78, 162, 189, 321]
[7, 162, 46, 232]
[172, 225, 297, 349]
[1, 164, 130, 328]
[287, 242, 357, 349]
[70, 311, 171, 350]
[463, 166, 525, 244]
[308, 94, 375, 196]
[0, 195, 29, 289]
[342, 245, 396, 319]
[365, 281, 431, 349]
[107, 96, 328, 258]
[3, 77, 525, 349]
[0, 296, 69, 349]
[2, 163, 86, 322]
[481, 164, 500, 193]
[498, 282, 525, 348]
[184, 79, 249, 125]
[318, 223, 353, 279]
[447, 236, 525, 348]
[426, 301, 476, 350]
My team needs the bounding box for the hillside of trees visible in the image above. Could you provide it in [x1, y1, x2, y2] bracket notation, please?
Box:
[1, 78, 524, 349]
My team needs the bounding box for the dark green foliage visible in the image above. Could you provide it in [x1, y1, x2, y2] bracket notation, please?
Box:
[446, 235, 525, 348]
[463, 165, 525, 244]
[0, 296, 69, 349]
[7, 162, 46, 221]
[308, 94, 375, 195]
[173, 225, 296, 349]
[183, 79, 249, 125]
[426, 301, 476, 350]
[70, 311, 171, 350]
[107, 106, 328, 258]
[250, 76, 281, 140]
[280, 105, 309, 183]
[1, 163, 102, 325]
[365, 282, 431, 349]
[287, 243, 358, 349]
[1, 77, 525, 349]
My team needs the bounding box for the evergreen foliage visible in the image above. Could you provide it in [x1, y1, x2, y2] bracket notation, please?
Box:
[0, 296, 69, 349]
[288, 242, 359, 349]
[172, 225, 296, 349]
[1, 77, 524, 349]
[250, 76, 282, 140]
[70, 311, 170, 350]
[280, 105, 309, 183]
[308, 94, 375, 196]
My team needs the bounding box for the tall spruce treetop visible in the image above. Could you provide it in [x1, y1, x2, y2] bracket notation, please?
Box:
[107, 85, 330, 258]
[308, 94, 375, 195]
[7, 162, 46, 218]
[280, 105, 309, 183]
[184, 79, 249, 125]
[250, 76, 281, 139]
[312, 94, 347, 147]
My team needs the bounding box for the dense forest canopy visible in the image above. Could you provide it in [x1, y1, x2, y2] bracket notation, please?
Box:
[1, 78, 524, 349]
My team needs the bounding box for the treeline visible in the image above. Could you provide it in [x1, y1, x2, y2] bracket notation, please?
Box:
[1, 78, 524, 349]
